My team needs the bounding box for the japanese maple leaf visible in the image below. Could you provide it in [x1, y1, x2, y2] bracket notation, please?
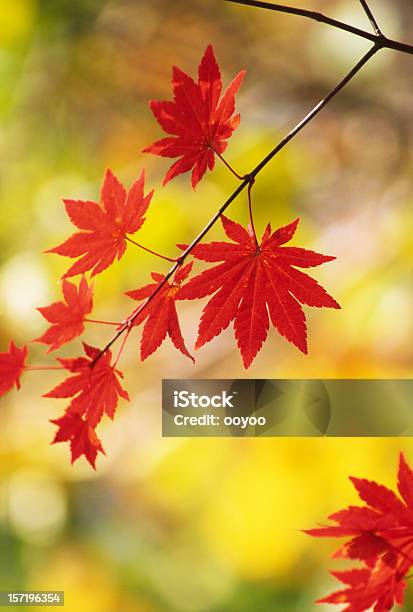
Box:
[143, 44, 246, 188]
[47, 168, 154, 277]
[125, 263, 194, 362]
[177, 215, 340, 368]
[0, 341, 28, 397]
[35, 276, 93, 351]
[317, 561, 407, 612]
[45, 343, 129, 428]
[306, 453, 413, 611]
[51, 411, 104, 469]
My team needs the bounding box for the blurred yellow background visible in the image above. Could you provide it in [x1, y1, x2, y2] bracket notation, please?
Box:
[2, 0, 413, 610]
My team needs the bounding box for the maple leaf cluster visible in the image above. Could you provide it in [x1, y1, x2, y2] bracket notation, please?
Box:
[306, 453, 413, 612]
[0, 44, 340, 469]
[47, 343, 129, 469]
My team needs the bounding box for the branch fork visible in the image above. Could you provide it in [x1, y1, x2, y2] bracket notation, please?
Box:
[92, 0, 413, 365]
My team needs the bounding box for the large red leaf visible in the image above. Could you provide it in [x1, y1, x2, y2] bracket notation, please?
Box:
[45, 343, 129, 429]
[0, 341, 28, 397]
[143, 44, 246, 188]
[306, 453, 413, 611]
[47, 169, 154, 277]
[178, 215, 340, 368]
[125, 263, 194, 362]
[35, 276, 93, 351]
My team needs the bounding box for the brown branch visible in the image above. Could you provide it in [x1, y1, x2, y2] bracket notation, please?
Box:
[225, 0, 413, 56]
[92, 43, 381, 365]
[225, 0, 377, 42]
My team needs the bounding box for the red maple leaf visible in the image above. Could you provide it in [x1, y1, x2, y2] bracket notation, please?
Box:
[35, 276, 93, 351]
[125, 263, 194, 362]
[143, 44, 246, 188]
[45, 343, 129, 429]
[51, 411, 105, 469]
[306, 453, 413, 612]
[0, 341, 28, 397]
[47, 168, 154, 277]
[177, 215, 340, 368]
[317, 562, 407, 612]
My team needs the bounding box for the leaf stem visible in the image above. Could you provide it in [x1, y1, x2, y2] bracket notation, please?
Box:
[85, 318, 121, 326]
[113, 326, 131, 368]
[125, 237, 177, 263]
[25, 366, 65, 371]
[213, 148, 246, 180]
[91, 44, 380, 366]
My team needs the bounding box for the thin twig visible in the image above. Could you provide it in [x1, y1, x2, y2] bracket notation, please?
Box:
[247, 178, 258, 246]
[250, 45, 380, 177]
[225, 0, 413, 56]
[26, 366, 65, 371]
[91, 43, 380, 365]
[358, 0, 382, 36]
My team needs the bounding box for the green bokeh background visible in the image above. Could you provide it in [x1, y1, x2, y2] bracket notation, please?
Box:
[2, 0, 413, 610]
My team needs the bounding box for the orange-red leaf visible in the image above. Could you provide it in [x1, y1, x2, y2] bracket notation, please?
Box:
[125, 263, 194, 362]
[144, 44, 246, 188]
[178, 216, 340, 368]
[317, 561, 407, 612]
[51, 411, 104, 469]
[35, 276, 93, 351]
[47, 169, 154, 277]
[45, 343, 129, 429]
[0, 341, 28, 397]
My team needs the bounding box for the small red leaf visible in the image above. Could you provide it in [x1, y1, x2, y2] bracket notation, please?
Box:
[0, 341, 28, 396]
[47, 169, 154, 277]
[45, 343, 129, 429]
[35, 276, 93, 351]
[51, 411, 105, 469]
[144, 44, 246, 188]
[126, 264, 194, 362]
